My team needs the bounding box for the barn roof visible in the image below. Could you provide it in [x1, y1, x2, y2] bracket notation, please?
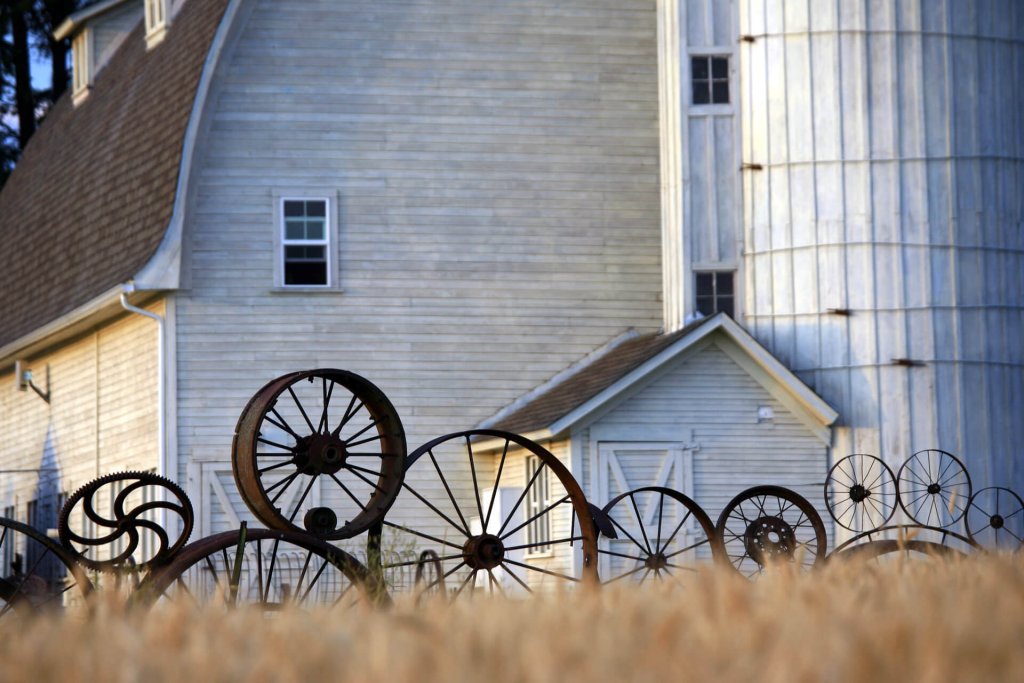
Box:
[0, 0, 230, 355]
[477, 313, 838, 444]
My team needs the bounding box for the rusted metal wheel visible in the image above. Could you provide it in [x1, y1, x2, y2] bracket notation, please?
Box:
[897, 449, 972, 528]
[0, 517, 93, 618]
[232, 369, 407, 540]
[57, 471, 193, 573]
[966, 487, 1024, 550]
[830, 538, 967, 563]
[597, 487, 724, 585]
[825, 454, 896, 533]
[370, 430, 599, 598]
[413, 549, 446, 597]
[829, 524, 978, 562]
[716, 485, 827, 577]
[135, 525, 388, 609]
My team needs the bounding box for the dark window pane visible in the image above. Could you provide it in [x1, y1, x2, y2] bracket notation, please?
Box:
[719, 296, 734, 318]
[285, 261, 327, 285]
[712, 57, 729, 79]
[693, 83, 710, 105]
[696, 272, 714, 296]
[284, 200, 304, 217]
[696, 296, 715, 316]
[306, 200, 326, 217]
[691, 56, 708, 80]
[716, 272, 734, 295]
[285, 221, 304, 240]
[305, 219, 325, 240]
[712, 82, 730, 104]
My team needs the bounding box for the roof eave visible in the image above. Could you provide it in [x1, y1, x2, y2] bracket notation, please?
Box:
[54, 0, 137, 40]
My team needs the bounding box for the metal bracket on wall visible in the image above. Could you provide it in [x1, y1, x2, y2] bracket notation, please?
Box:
[14, 360, 50, 403]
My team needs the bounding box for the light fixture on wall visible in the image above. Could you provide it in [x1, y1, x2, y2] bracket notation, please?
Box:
[14, 360, 50, 403]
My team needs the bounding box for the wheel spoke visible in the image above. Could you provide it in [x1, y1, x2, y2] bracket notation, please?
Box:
[344, 417, 383, 445]
[502, 558, 579, 583]
[268, 471, 302, 505]
[331, 395, 361, 437]
[399, 482, 471, 538]
[426, 449, 473, 536]
[382, 521, 466, 552]
[657, 509, 693, 554]
[288, 476, 318, 523]
[465, 436, 486, 530]
[501, 495, 570, 541]
[607, 514, 650, 555]
[266, 409, 302, 440]
[263, 538, 282, 602]
[257, 437, 295, 452]
[496, 460, 546, 538]
[501, 564, 534, 593]
[484, 439, 511, 531]
[318, 378, 334, 434]
[503, 536, 583, 552]
[287, 386, 317, 434]
[596, 548, 648, 562]
[258, 460, 294, 475]
[329, 472, 366, 508]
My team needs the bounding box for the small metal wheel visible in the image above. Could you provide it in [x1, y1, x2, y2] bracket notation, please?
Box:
[58, 471, 194, 573]
[370, 430, 599, 598]
[897, 449, 972, 528]
[135, 525, 387, 609]
[0, 517, 94, 618]
[598, 487, 723, 585]
[716, 485, 827, 577]
[965, 487, 1024, 550]
[232, 369, 407, 540]
[825, 454, 897, 533]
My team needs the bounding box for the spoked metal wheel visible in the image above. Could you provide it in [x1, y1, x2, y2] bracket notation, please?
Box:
[232, 369, 407, 540]
[966, 487, 1024, 550]
[716, 486, 827, 577]
[371, 430, 598, 598]
[135, 525, 387, 610]
[825, 454, 897, 533]
[897, 450, 972, 528]
[829, 525, 978, 563]
[598, 487, 722, 585]
[0, 517, 93, 618]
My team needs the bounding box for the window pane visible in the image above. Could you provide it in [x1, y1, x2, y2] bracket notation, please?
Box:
[285, 261, 327, 285]
[285, 220, 305, 240]
[716, 272, 734, 295]
[691, 56, 709, 80]
[712, 81, 730, 104]
[284, 200, 304, 217]
[306, 201, 326, 217]
[693, 83, 710, 105]
[696, 272, 714, 296]
[305, 219, 325, 241]
[711, 57, 729, 79]
[696, 296, 715, 316]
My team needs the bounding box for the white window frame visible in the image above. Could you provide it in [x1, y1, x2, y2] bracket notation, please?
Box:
[524, 455, 553, 558]
[144, 0, 170, 49]
[694, 268, 736, 318]
[71, 29, 93, 105]
[277, 196, 334, 290]
[686, 46, 734, 117]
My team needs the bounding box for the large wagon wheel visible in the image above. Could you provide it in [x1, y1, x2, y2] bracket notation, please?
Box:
[716, 486, 827, 577]
[829, 524, 978, 563]
[135, 525, 387, 609]
[57, 471, 194, 574]
[825, 454, 897, 533]
[965, 487, 1024, 550]
[370, 430, 599, 598]
[598, 487, 723, 585]
[233, 369, 407, 540]
[896, 449, 971, 528]
[0, 517, 93, 618]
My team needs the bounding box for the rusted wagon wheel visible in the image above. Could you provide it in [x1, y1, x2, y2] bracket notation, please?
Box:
[830, 539, 967, 563]
[965, 487, 1024, 550]
[896, 449, 971, 528]
[370, 430, 599, 598]
[716, 485, 827, 577]
[0, 517, 93, 618]
[825, 454, 896, 533]
[58, 471, 194, 573]
[598, 487, 723, 585]
[829, 524, 978, 562]
[232, 369, 407, 540]
[135, 525, 387, 609]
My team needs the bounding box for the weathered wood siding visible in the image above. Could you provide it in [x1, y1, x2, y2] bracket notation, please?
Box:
[176, 0, 664, 536]
[740, 0, 1024, 495]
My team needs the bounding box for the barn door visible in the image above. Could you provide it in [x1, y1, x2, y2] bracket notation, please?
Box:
[191, 463, 320, 537]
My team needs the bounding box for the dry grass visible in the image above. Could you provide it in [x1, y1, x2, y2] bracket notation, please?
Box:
[3, 554, 1023, 683]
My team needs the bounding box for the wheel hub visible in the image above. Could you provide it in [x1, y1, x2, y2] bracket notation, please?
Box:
[644, 552, 668, 571]
[990, 514, 1005, 529]
[463, 534, 505, 570]
[293, 434, 348, 475]
[848, 484, 870, 503]
[744, 516, 797, 566]
[927, 482, 941, 495]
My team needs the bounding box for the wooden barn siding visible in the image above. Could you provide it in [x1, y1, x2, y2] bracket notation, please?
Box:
[175, 0, 664, 532]
[577, 340, 832, 546]
[0, 302, 162, 528]
[740, 0, 1024, 494]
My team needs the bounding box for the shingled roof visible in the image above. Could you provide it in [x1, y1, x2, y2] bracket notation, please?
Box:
[0, 0, 230, 351]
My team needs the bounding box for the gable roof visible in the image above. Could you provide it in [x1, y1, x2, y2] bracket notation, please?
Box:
[0, 0, 230, 353]
[478, 313, 838, 443]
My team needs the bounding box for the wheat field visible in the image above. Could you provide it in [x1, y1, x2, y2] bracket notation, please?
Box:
[2, 553, 1022, 683]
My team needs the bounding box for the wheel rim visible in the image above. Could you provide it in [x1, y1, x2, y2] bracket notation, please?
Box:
[896, 450, 972, 528]
[966, 487, 1024, 550]
[370, 430, 598, 598]
[831, 538, 966, 563]
[0, 517, 93, 618]
[598, 486, 723, 585]
[825, 454, 897, 533]
[232, 369, 407, 540]
[716, 486, 827, 577]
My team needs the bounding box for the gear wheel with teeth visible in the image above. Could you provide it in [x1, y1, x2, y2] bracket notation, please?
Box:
[58, 471, 194, 573]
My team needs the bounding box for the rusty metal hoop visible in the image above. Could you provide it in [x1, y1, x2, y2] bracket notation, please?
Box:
[370, 429, 599, 598]
[232, 369, 407, 540]
[716, 485, 827, 577]
[135, 526, 388, 609]
[825, 454, 897, 533]
[965, 487, 1024, 550]
[829, 538, 968, 563]
[829, 524, 978, 558]
[57, 471, 194, 573]
[598, 486, 724, 585]
[896, 449, 972, 528]
[0, 516, 94, 617]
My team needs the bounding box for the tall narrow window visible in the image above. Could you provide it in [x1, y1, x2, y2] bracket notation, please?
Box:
[71, 30, 93, 104]
[145, 0, 170, 48]
[525, 455, 551, 555]
[691, 56, 729, 105]
[281, 198, 331, 287]
[695, 271, 735, 317]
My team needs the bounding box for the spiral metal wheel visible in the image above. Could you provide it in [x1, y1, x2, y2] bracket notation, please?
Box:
[0, 517, 93, 618]
[598, 487, 723, 585]
[58, 471, 194, 573]
[232, 369, 407, 540]
[370, 430, 598, 598]
[825, 454, 897, 533]
[716, 486, 827, 577]
[897, 450, 972, 528]
[136, 525, 387, 609]
[965, 487, 1024, 550]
